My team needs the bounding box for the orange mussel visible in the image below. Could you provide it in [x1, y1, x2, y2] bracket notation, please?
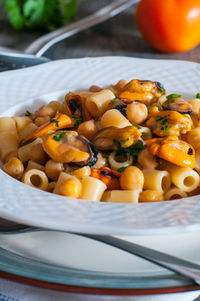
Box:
[146, 136, 195, 168]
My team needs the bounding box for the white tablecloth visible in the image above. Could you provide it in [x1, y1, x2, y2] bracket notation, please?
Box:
[0, 278, 199, 301]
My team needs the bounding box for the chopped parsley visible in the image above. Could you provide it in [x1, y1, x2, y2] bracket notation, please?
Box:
[155, 115, 169, 134]
[50, 118, 59, 127]
[117, 166, 128, 173]
[167, 99, 176, 104]
[53, 132, 66, 141]
[25, 110, 31, 116]
[106, 158, 111, 168]
[112, 98, 119, 105]
[166, 93, 181, 99]
[72, 116, 82, 129]
[196, 93, 200, 99]
[115, 140, 145, 160]
[133, 124, 141, 129]
[160, 87, 166, 96]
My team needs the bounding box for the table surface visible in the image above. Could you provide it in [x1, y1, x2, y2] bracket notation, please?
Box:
[0, 0, 200, 63]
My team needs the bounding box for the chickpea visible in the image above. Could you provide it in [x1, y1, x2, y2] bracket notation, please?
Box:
[139, 190, 164, 202]
[59, 177, 82, 198]
[126, 102, 148, 124]
[120, 166, 144, 190]
[45, 160, 64, 180]
[89, 85, 102, 92]
[78, 119, 98, 140]
[47, 181, 56, 193]
[187, 127, 200, 149]
[30, 143, 48, 165]
[113, 79, 128, 93]
[35, 116, 50, 127]
[138, 148, 158, 169]
[48, 101, 60, 111]
[36, 105, 56, 118]
[3, 157, 24, 179]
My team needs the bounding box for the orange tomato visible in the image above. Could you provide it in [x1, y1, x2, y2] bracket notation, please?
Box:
[136, 0, 200, 53]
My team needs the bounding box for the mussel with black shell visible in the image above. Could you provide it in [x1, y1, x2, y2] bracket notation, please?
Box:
[42, 130, 98, 167]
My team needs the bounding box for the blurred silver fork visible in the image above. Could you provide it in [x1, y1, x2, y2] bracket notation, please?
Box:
[0, 223, 200, 285]
[0, 0, 139, 71]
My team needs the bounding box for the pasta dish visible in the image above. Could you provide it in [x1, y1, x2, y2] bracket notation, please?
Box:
[1, 79, 200, 203]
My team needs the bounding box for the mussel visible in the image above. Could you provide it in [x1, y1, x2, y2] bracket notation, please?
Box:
[92, 126, 141, 150]
[42, 130, 98, 167]
[65, 92, 91, 121]
[162, 97, 192, 114]
[118, 79, 164, 105]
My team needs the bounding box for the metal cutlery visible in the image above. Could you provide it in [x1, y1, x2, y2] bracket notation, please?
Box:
[0, 0, 139, 71]
[0, 223, 200, 286]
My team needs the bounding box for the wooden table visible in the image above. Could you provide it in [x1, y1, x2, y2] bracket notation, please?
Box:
[0, 0, 200, 63]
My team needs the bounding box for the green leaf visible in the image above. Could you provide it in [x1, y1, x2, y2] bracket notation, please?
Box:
[160, 87, 166, 97]
[166, 93, 181, 99]
[53, 132, 66, 141]
[72, 116, 82, 129]
[117, 166, 128, 173]
[63, 0, 81, 22]
[115, 140, 145, 160]
[50, 118, 59, 127]
[23, 0, 63, 30]
[106, 158, 111, 168]
[5, 0, 25, 29]
[25, 110, 31, 116]
[196, 93, 200, 99]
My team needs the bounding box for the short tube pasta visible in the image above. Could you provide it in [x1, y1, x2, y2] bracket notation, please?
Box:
[101, 109, 131, 128]
[13, 116, 32, 132]
[108, 152, 133, 170]
[0, 117, 17, 135]
[26, 160, 45, 172]
[0, 132, 19, 162]
[104, 190, 139, 203]
[138, 126, 152, 140]
[188, 98, 200, 114]
[142, 169, 171, 194]
[86, 89, 115, 117]
[165, 188, 188, 200]
[164, 165, 199, 192]
[18, 138, 42, 163]
[22, 169, 48, 190]
[195, 148, 200, 173]
[19, 122, 38, 142]
[81, 176, 106, 202]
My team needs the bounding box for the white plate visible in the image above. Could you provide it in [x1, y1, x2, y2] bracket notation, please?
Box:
[0, 56, 200, 236]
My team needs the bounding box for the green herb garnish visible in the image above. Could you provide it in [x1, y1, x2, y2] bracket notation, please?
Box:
[115, 140, 145, 160]
[3, 0, 81, 31]
[133, 124, 141, 129]
[196, 93, 200, 99]
[50, 118, 59, 127]
[167, 99, 176, 103]
[117, 166, 128, 173]
[155, 115, 169, 134]
[160, 87, 166, 96]
[53, 132, 66, 141]
[72, 116, 82, 129]
[112, 98, 119, 105]
[166, 93, 181, 99]
[25, 110, 31, 116]
[106, 158, 111, 168]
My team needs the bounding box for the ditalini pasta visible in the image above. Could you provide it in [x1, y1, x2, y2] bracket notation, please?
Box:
[1, 78, 200, 202]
